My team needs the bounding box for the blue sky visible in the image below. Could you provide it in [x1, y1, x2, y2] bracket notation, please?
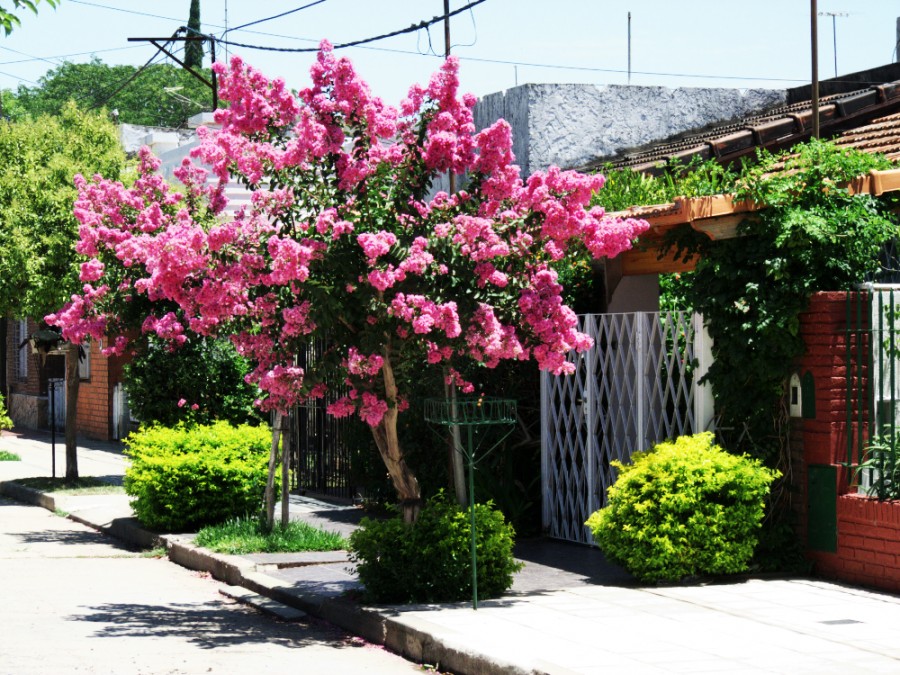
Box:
[1, 1, 899, 105]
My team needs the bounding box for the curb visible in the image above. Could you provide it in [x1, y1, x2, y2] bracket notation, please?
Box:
[0, 481, 534, 675]
[0, 480, 58, 511]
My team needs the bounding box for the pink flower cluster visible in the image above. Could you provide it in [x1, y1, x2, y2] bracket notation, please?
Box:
[48, 41, 649, 424]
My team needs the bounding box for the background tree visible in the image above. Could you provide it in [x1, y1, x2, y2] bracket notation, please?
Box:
[123, 335, 262, 428]
[0, 0, 57, 35]
[13, 59, 213, 128]
[49, 45, 648, 520]
[184, 0, 203, 70]
[0, 102, 126, 478]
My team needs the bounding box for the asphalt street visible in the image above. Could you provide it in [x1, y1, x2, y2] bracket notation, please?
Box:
[0, 496, 422, 675]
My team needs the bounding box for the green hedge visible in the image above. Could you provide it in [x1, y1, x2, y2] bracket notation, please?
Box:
[349, 492, 522, 603]
[124, 421, 271, 532]
[586, 432, 779, 583]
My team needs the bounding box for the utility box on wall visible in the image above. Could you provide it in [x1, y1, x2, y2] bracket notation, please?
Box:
[807, 464, 838, 553]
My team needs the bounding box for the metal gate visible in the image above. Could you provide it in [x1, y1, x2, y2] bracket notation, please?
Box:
[290, 340, 353, 500]
[540, 311, 714, 544]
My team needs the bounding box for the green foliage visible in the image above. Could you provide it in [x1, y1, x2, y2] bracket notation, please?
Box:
[591, 156, 740, 213]
[0, 0, 57, 35]
[854, 435, 900, 501]
[124, 421, 271, 532]
[14, 58, 213, 128]
[0, 393, 12, 431]
[349, 492, 522, 603]
[13, 475, 123, 494]
[586, 433, 779, 583]
[185, 0, 204, 70]
[0, 450, 20, 461]
[666, 140, 897, 457]
[123, 336, 262, 428]
[195, 515, 346, 554]
[0, 102, 126, 319]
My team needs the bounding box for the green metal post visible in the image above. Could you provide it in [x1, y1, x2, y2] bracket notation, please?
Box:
[468, 424, 478, 610]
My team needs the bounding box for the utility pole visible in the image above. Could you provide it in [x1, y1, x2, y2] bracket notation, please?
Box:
[444, 0, 456, 195]
[818, 11, 848, 78]
[627, 11, 632, 85]
[443, 0, 467, 508]
[811, 0, 820, 139]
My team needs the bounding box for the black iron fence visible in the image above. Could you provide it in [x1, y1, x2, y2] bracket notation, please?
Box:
[845, 286, 900, 499]
[289, 340, 353, 500]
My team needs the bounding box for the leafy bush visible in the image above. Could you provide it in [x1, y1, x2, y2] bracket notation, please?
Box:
[124, 421, 271, 532]
[586, 432, 779, 583]
[0, 393, 12, 431]
[124, 336, 262, 428]
[855, 434, 900, 501]
[0, 450, 20, 461]
[349, 492, 522, 603]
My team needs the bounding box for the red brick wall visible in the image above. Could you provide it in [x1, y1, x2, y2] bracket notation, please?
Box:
[808, 495, 900, 594]
[4, 323, 123, 440]
[77, 339, 111, 440]
[798, 291, 900, 594]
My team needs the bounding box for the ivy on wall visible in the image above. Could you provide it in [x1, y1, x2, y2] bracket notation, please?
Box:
[665, 140, 896, 459]
[593, 141, 900, 570]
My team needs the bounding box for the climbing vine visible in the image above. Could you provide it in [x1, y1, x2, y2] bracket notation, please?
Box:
[593, 141, 900, 570]
[665, 140, 896, 459]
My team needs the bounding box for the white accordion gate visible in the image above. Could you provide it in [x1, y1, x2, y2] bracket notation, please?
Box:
[540, 312, 714, 544]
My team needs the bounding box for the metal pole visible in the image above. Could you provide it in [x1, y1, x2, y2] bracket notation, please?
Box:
[444, 0, 456, 195]
[209, 35, 218, 110]
[467, 424, 478, 610]
[832, 14, 838, 78]
[627, 12, 632, 85]
[50, 380, 56, 479]
[811, 0, 820, 139]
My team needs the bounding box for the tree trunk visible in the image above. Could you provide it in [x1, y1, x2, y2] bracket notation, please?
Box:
[372, 352, 422, 523]
[281, 409, 291, 527]
[64, 343, 80, 480]
[445, 374, 467, 506]
[265, 411, 283, 529]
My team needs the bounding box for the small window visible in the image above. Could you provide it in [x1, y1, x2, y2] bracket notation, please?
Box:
[16, 320, 28, 380]
[78, 341, 91, 381]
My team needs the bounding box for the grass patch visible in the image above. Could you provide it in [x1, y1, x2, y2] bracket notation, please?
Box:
[195, 516, 347, 555]
[0, 450, 20, 461]
[141, 546, 168, 558]
[14, 476, 125, 495]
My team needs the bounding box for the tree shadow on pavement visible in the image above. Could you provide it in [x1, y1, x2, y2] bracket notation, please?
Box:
[14, 529, 134, 550]
[68, 601, 355, 650]
[511, 537, 636, 593]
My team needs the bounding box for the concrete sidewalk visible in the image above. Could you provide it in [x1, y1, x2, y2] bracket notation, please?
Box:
[3, 429, 900, 674]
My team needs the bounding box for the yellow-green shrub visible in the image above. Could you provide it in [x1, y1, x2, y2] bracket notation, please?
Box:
[586, 432, 779, 583]
[124, 421, 271, 532]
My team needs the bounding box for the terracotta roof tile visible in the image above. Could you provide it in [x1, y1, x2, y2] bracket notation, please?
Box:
[591, 70, 900, 174]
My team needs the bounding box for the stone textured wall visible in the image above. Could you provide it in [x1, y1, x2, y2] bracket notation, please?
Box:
[474, 83, 787, 175]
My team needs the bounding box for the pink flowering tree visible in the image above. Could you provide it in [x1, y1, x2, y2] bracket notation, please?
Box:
[48, 43, 648, 522]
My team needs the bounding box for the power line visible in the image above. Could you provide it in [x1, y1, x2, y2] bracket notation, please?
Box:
[35, 0, 887, 89]
[86, 41, 172, 111]
[0, 44, 146, 68]
[0, 69, 39, 86]
[211, 0, 488, 53]
[223, 1, 328, 36]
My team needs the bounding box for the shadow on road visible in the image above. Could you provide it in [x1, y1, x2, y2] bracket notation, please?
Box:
[68, 601, 359, 650]
[14, 528, 134, 549]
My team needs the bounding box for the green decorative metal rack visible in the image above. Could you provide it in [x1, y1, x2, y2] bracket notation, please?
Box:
[424, 396, 516, 609]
